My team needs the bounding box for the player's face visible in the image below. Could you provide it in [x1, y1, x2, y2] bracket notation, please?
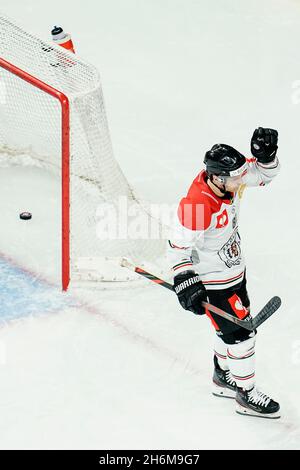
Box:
[212, 167, 247, 193]
[224, 175, 244, 192]
[222, 167, 248, 192]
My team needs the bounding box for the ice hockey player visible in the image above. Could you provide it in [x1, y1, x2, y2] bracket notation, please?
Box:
[169, 127, 280, 418]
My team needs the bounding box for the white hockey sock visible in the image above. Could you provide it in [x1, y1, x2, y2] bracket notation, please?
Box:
[226, 335, 256, 390]
[214, 335, 228, 370]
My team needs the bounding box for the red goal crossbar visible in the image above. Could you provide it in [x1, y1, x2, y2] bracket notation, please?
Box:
[0, 56, 70, 290]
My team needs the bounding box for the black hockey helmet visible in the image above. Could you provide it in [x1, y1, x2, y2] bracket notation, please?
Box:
[204, 144, 247, 177]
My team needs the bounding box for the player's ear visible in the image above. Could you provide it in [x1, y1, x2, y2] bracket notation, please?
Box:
[213, 175, 224, 184]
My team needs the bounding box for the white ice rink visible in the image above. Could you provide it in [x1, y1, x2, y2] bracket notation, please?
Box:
[0, 0, 300, 449]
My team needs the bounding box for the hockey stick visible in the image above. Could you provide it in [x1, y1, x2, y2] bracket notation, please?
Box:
[120, 258, 281, 331]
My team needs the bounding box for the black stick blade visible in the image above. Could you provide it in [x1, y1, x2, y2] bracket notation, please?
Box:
[251, 296, 281, 329]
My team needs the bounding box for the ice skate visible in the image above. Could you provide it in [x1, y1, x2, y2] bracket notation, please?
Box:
[236, 386, 280, 419]
[212, 355, 236, 399]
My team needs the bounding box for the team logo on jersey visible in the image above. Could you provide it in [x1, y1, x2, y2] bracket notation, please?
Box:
[218, 230, 242, 268]
[216, 209, 228, 228]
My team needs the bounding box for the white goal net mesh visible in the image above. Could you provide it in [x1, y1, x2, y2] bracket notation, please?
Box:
[0, 14, 167, 286]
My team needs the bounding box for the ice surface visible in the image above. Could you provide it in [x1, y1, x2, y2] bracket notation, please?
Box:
[0, 0, 299, 449]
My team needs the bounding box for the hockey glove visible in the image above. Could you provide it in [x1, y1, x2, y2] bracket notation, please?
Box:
[173, 270, 207, 315]
[251, 127, 278, 164]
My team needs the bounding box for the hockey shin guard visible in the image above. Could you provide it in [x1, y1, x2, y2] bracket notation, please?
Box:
[214, 334, 229, 370]
[226, 334, 256, 390]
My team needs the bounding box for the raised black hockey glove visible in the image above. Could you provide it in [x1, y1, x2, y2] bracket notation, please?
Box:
[251, 127, 278, 164]
[173, 270, 207, 315]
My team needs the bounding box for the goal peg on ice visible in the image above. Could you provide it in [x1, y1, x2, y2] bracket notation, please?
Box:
[120, 257, 281, 331]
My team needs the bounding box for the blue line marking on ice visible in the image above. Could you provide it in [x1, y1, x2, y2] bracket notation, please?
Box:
[0, 257, 77, 323]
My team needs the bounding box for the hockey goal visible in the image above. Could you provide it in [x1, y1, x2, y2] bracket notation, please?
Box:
[0, 14, 166, 289]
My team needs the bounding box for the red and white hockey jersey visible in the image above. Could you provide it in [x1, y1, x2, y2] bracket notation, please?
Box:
[168, 157, 280, 290]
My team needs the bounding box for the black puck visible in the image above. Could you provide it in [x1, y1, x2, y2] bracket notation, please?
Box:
[20, 212, 32, 220]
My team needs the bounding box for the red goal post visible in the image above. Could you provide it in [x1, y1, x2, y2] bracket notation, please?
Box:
[0, 56, 71, 290]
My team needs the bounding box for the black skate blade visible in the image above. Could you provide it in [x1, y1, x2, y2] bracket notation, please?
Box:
[236, 403, 281, 419]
